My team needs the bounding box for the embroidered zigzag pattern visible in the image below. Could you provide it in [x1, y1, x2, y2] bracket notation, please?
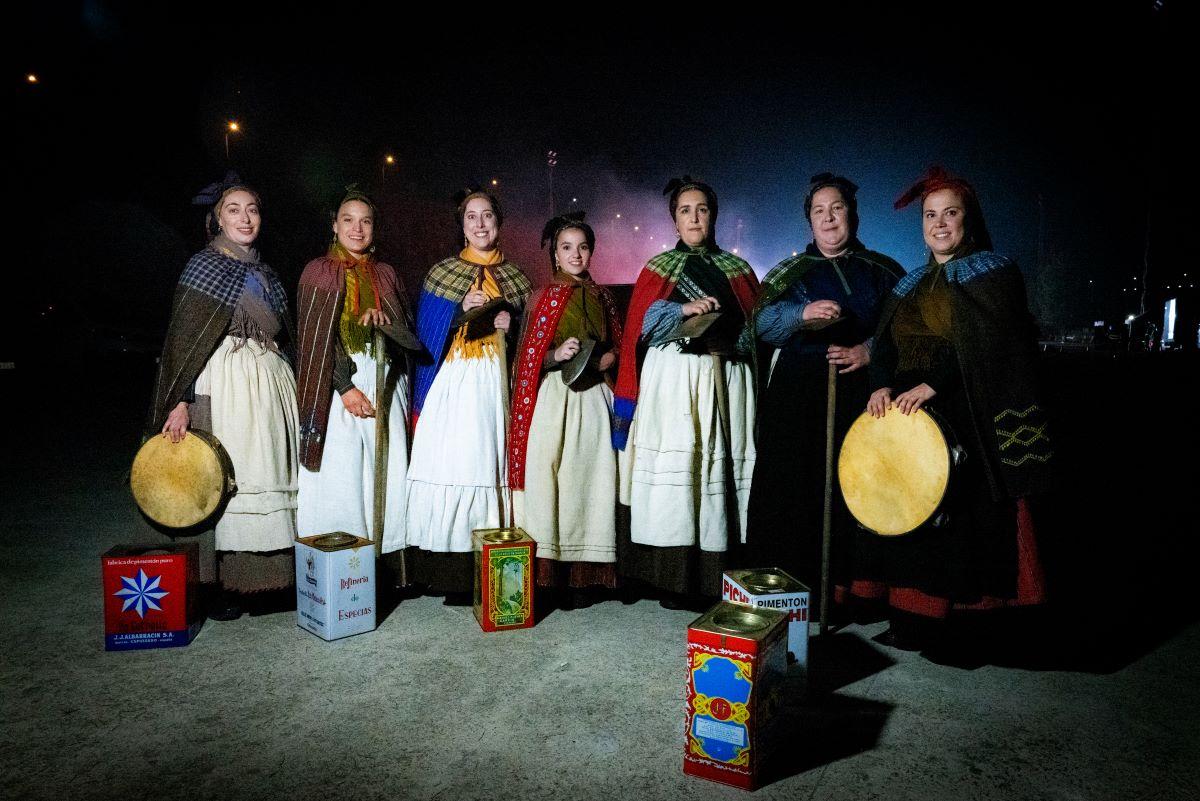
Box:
[994, 405, 1052, 466]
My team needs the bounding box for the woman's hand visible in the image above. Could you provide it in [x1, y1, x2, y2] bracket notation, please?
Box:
[493, 311, 512, 332]
[597, 351, 616, 372]
[162, 402, 189, 443]
[894, 383, 936, 415]
[681, 296, 720, 317]
[358, 308, 391, 327]
[554, 337, 581, 363]
[867, 388, 893, 418]
[462, 289, 488, 312]
[827, 343, 870, 374]
[803, 299, 841, 320]
[341, 387, 375, 418]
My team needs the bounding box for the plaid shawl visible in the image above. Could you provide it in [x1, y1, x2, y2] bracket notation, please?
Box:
[295, 256, 413, 470]
[147, 247, 292, 435]
[871, 250, 1052, 500]
[507, 280, 623, 490]
[612, 244, 759, 449]
[412, 256, 531, 424]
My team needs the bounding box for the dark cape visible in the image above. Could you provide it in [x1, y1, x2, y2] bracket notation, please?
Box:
[851, 250, 1051, 617]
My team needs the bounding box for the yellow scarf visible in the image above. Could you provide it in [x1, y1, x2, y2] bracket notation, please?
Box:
[447, 247, 504, 361]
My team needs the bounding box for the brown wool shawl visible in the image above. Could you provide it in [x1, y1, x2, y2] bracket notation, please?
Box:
[146, 241, 292, 436]
[296, 255, 415, 471]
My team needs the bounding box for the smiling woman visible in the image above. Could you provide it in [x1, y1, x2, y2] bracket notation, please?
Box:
[857, 166, 1051, 647]
[507, 213, 624, 608]
[402, 188, 531, 596]
[295, 186, 420, 556]
[146, 172, 298, 621]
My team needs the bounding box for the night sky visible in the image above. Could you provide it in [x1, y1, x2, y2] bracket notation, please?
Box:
[8, 3, 1193, 355]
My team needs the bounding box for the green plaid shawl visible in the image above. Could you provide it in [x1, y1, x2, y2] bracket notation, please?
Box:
[644, 246, 752, 282]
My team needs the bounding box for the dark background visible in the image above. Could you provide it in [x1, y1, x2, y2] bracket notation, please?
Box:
[6, 1, 1196, 352]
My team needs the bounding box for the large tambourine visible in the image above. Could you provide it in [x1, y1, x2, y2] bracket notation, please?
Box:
[131, 430, 236, 529]
[837, 407, 963, 536]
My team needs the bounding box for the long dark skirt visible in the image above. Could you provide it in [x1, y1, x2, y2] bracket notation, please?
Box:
[743, 353, 872, 598]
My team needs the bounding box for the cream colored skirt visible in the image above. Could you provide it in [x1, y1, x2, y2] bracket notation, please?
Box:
[405, 354, 506, 553]
[196, 336, 298, 552]
[619, 346, 755, 552]
[512, 375, 617, 563]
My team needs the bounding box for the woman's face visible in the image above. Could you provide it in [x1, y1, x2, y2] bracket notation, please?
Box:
[674, 188, 712, 247]
[218, 190, 261, 246]
[462, 196, 499, 251]
[555, 228, 591, 277]
[333, 199, 374, 256]
[923, 187, 967, 263]
[809, 186, 851, 257]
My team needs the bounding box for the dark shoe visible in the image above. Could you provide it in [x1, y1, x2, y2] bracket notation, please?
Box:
[207, 589, 243, 622]
[874, 613, 942, 651]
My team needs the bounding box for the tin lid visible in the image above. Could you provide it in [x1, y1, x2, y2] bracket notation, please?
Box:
[690, 601, 787, 641]
[299, 532, 371, 552]
[725, 567, 809, 595]
[473, 527, 531, 545]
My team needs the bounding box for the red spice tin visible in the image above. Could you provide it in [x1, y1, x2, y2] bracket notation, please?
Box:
[102, 542, 201, 651]
[472, 527, 536, 632]
[684, 601, 788, 790]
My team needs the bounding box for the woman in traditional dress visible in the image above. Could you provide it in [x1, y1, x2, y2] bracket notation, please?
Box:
[508, 213, 623, 608]
[149, 172, 298, 620]
[404, 189, 531, 596]
[743, 173, 903, 605]
[296, 187, 420, 558]
[863, 166, 1050, 647]
[614, 177, 760, 606]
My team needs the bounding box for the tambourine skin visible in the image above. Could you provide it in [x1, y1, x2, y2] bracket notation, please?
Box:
[837, 408, 954, 536]
[131, 430, 235, 529]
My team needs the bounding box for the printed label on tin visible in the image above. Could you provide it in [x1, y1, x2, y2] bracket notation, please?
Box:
[693, 717, 746, 746]
[488, 546, 531, 627]
[688, 651, 753, 766]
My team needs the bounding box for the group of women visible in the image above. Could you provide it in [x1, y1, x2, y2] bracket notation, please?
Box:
[148, 167, 1051, 647]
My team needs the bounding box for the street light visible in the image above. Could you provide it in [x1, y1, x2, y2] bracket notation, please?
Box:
[225, 121, 240, 160]
[382, 154, 396, 183]
[26, 74, 38, 84]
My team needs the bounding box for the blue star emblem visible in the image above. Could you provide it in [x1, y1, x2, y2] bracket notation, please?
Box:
[113, 569, 169, 618]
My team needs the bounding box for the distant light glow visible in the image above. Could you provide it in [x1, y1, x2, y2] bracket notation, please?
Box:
[26, 73, 38, 84]
[227, 121, 240, 132]
[385, 155, 395, 165]
[491, 178, 498, 186]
